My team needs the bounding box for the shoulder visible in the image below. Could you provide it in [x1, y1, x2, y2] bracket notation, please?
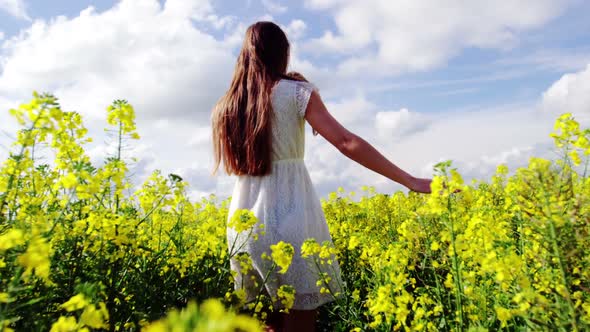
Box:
[279, 78, 317, 88]
[284, 80, 319, 117]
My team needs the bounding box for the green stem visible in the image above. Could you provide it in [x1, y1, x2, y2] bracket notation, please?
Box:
[447, 194, 464, 331]
[539, 168, 578, 331]
[548, 218, 578, 331]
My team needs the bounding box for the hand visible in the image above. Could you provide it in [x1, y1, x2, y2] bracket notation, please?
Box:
[408, 177, 432, 194]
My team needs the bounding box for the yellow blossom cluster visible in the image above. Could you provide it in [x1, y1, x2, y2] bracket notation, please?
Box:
[314, 112, 590, 331]
[50, 293, 109, 331]
[142, 298, 262, 332]
[270, 241, 294, 274]
[0, 93, 256, 330]
[1, 93, 589, 331]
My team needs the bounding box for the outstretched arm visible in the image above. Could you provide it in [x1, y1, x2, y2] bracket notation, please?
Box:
[304, 90, 432, 193]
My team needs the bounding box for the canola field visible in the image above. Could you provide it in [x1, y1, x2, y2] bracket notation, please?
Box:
[0, 93, 589, 331]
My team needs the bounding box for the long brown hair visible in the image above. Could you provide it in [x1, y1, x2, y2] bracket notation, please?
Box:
[211, 21, 291, 176]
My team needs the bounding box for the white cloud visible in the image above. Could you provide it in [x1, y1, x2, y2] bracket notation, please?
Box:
[0, 1, 237, 125]
[261, 0, 287, 14]
[0, 95, 22, 161]
[0, 0, 241, 200]
[163, 0, 213, 20]
[303, 0, 572, 76]
[164, 0, 237, 29]
[302, 94, 559, 197]
[1, 0, 587, 202]
[542, 63, 590, 121]
[323, 94, 376, 127]
[304, 0, 344, 10]
[0, 0, 29, 20]
[284, 19, 306, 40]
[421, 145, 548, 181]
[375, 108, 430, 140]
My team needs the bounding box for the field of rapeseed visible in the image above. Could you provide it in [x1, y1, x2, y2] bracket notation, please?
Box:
[0, 93, 589, 331]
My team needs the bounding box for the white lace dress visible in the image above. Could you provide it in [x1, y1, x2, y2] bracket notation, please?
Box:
[226, 78, 343, 310]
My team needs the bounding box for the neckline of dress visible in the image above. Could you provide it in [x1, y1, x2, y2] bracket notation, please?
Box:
[274, 78, 301, 89]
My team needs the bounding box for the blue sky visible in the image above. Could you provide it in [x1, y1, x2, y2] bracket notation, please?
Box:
[1, 0, 590, 200]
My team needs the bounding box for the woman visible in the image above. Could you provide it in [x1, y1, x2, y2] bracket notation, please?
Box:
[211, 21, 432, 332]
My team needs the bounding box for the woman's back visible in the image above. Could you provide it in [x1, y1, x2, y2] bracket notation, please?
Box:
[268, 78, 315, 162]
[216, 21, 431, 331]
[227, 76, 343, 311]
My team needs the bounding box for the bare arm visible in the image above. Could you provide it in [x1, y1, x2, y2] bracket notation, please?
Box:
[304, 90, 432, 193]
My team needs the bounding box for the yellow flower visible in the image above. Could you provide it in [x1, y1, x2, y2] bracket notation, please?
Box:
[270, 241, 294, 274]
[569, 150, 582, 166]
[60, 294, 89, 312]
[235, 253, 254, 275]
[106, 100, 140, 138]
[444, 273, 454, 289]
[0, 292, 11, 303]
[228, 209, 258, 232]
[17, 235, 52, 283]
[142, 321, 167, 332]
[200, 299, 225, 319]
[430, 241, 440, 251]
[495, 306, 513, 327]
[277, 285, 296, 312]
[0, 229, 25, 251]
[142, 299, 262, 332]
[50, 316, 78, 332]
[348, 235, 360, 250]
[301, 238, 320, 258]
[80, 304, 109, 329]
[60, 173, 78, 189]
[367, 285, 395, 326]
